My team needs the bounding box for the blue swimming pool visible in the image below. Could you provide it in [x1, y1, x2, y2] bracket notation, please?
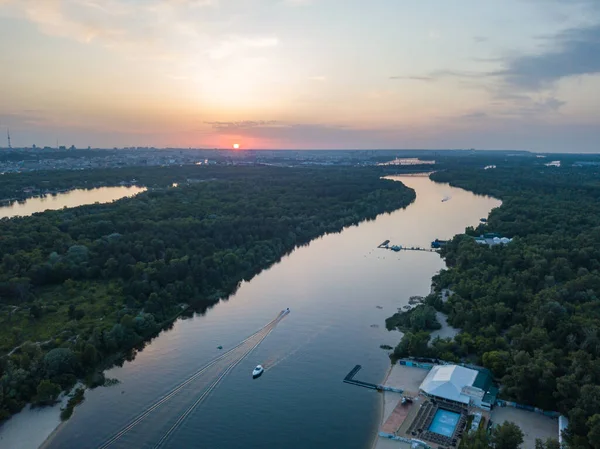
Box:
[429, 409, 460, 437]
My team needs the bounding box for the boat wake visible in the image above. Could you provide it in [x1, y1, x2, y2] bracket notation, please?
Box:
[92, 311, 288, 449]
[262, 322, 332, 372]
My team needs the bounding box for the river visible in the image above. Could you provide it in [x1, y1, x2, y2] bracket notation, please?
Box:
[0, 186, 146, 219]
[9, 175, 500, 449]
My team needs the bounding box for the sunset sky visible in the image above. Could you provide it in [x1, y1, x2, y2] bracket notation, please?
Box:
[1, 0, 599, 151]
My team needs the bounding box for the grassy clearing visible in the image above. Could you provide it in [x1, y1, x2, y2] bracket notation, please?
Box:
[0, 281, 123, 355]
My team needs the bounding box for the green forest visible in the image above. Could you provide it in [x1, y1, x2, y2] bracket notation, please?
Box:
[0, 160, 431, 203]
[0, 166, 415, 421]
[389, 165, 600, 448]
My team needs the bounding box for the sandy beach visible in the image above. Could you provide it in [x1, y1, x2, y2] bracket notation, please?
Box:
[0, 384, 83, 449]
[371, 363, 412, 449]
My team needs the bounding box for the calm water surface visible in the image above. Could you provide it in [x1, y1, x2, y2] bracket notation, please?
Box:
[0, 186, 146, 219]
[43, 176, 500, 449]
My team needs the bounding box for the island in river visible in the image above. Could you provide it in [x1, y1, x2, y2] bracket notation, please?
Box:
[0, 166, 416, 425]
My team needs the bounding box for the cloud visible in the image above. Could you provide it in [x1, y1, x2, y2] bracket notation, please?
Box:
[494, 95, 566, 116]
[389, 75, 433, 81]
[282, 0, 314, 5]
[0, 0, 234, 61]
[492, 24, 600, 90]
[16, 0, 127, 44]
[205, 120, 278, 130]
[432, 70, 490, 79]
[473, 36, 488, 43]
[218, 122, 404, 148]
[201, 120, 600, 153]
[460, 112, 488, 119]
[389, 70, 489, 83]
[208, 36, 279, 59]
[169, 0, 217, 7]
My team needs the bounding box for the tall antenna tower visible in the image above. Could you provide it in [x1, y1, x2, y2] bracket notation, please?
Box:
[7, 129, 11, 149]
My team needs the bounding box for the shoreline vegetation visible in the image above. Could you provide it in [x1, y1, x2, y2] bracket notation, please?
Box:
[0, 166, 416, 423]
[0, 164, 431, 205]
[386, 166, 600, 448]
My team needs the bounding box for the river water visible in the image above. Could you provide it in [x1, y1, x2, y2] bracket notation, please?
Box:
[0, 186, 146, 219]
[35, 176, 499, 449]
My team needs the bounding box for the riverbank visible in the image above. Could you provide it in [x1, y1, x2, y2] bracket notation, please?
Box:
[0, 383, 83, 449]
[0, 166, 418, 427]
[371, 364, 407, 449]
[27, 174, 500, 449]
[371, 176, 497, 448]
[372, 364, 414, 449]
[0, 186, 146, 219]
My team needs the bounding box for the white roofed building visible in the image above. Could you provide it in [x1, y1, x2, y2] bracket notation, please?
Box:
[419, 364, 497, 410]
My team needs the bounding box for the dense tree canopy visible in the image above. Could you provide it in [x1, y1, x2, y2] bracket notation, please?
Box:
[423, 166, 600, 448]
[0, 166, 415, 421]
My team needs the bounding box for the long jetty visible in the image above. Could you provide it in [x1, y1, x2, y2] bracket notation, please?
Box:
[379, 246, 439, 253]
[377, 239, 439, 253]
[397, 247, 438, 253]
[343, 365, 403, 393]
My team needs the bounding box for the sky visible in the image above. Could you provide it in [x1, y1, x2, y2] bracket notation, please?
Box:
[1, 0, 599, 152]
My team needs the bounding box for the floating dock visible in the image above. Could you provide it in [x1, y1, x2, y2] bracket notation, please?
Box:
[379, 246, 439, 253]
[377, 240, 440, 253]
[343, 365, 403, 393]
[344, 365, 379, 390]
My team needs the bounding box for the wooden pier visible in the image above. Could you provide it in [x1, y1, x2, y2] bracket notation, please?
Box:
[379, 246, 439, 253]
[343, 365, 404, 393]
[398, 247, 438, 253]
[344, 365, 379, 390]
[377, 239, 439, 253]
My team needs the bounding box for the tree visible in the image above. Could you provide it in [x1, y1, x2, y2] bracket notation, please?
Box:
[68, 304, 76, 320]
[482, 350, 510, 378]
[120, 314, 134, 329]
[35, 380, 61, 405]
[44, 348, 78, 377]
[81, 344, 98, 368]
[491, 421, 524, 449]
[587, 414, 600, 449]
[535, 438, 560, 449]
[461, 427, 491, 449]
[29, 304, 42, 319]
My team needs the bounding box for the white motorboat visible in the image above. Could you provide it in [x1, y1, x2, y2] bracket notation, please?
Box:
[252, 365, 264, 378]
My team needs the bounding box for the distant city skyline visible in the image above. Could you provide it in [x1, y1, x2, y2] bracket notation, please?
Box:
[1, 0, 599, 152]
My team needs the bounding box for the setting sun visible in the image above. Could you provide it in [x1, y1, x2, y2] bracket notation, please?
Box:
[233, 143, 240, 149]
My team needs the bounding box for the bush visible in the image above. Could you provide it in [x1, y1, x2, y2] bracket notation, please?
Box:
[35, 380, 61, 405]
[386, 305, 441, 332]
